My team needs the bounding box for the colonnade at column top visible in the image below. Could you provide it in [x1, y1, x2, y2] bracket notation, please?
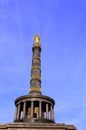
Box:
[14, 98, 55, 123]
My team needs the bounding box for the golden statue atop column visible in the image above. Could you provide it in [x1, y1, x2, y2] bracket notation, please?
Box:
[33, 35, 40, 45]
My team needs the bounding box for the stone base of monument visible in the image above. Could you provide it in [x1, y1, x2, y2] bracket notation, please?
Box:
[0, 122, 76, 130]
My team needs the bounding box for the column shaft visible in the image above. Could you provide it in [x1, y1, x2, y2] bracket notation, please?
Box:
[52, 107, 55, 121]
[50, 105, 52, 120]
[46, 103, 49, 119]
[23, 102, 26, 119]
[17, 104, 20, 120]
[31, 101, 34, 117]
[14, 106, 17, 121]
[39, 101, 42, 117]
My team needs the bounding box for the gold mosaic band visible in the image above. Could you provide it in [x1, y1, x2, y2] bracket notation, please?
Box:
[30, 86, 41, 93]
[31, 76, 41, 81]
[32, 65, 40, 69]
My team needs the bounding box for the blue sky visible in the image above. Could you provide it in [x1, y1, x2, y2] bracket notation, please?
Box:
[0, 0, 86, 129]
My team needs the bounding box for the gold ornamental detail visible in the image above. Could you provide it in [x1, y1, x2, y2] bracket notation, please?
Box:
[30, 86, 41, 93]
[31, 76, 41, 80]
[32, 65, 40, 69]
[33, 57, 40, 60]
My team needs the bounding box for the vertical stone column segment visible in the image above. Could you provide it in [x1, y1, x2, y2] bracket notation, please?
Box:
[17, 104, 20, 120]
[46, 103, 49, 119]
[23, 102, 26, 119]
[29, 35, 41, 95]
